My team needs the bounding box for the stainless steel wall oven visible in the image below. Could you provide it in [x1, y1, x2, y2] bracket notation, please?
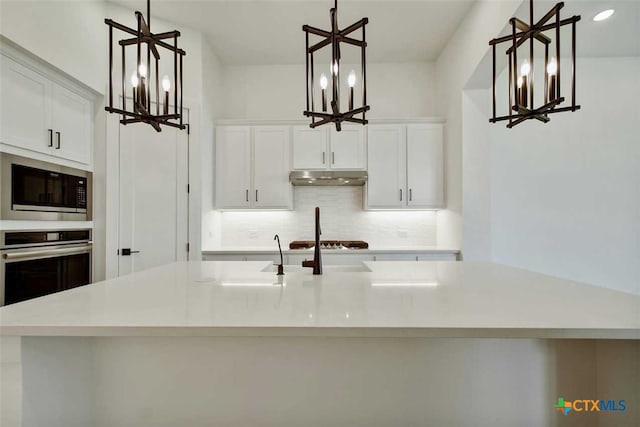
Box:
[1, 229, 92, 306]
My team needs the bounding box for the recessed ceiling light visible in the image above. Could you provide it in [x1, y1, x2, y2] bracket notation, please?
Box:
[593, 9, 615, 22]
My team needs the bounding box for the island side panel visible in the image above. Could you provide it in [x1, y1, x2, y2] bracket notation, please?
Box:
[0, 336, 22, 427]
[15, 336, 639, 426]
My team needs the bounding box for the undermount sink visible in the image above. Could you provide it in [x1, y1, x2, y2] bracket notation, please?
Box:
[261, 264, 371, 273]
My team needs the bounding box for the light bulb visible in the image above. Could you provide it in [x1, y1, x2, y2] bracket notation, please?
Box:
[138, 63, 147, 78]
[547, 58, 557, 75]
[348, 70, 356, 88]
[520, 60, 530, 76]
[162, 75, 171, 92]
[332, 60, 339, 76]
[130, 72, 139, 88]
[319, 73, 328, 90]
[517, 76, 523, 88]
[593, 9, 614, 22]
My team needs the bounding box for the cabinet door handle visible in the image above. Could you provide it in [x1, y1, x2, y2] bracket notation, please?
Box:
[400, 189, 403, 201]
[255, 189, 258, 202]
[322, 152, 325, 164]
[48, 129, 53, 147]
[332, 152, 335, 164]
[55, 131, 61, 149]
[409, 188, 413, 201]
[246, 189, 249, 202]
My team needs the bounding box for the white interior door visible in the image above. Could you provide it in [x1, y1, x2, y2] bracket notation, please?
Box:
[118, 119, 189, 276]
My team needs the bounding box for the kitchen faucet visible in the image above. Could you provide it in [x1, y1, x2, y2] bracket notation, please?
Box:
[273, 234, 284, 276]
[302, 207, 322, 275]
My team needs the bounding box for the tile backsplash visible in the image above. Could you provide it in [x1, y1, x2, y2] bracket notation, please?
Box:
[208, 187, 437, 248]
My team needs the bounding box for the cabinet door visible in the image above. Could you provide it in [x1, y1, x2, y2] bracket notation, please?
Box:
[216, 127, 251, 208]
[51, 83, 92, 165]
[407, 124, 444, 208]
[329, 126, 365, 169]
[292, 126, 327, 169]
[0, 55, 52, 153]
[366, 125, 406, 209]
[253, 126, 292, 209]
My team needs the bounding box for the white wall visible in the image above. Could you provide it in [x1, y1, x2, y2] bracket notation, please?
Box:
[486, 57, 640, 295]
[204, 186, 437, 250]
[200, 39, 224, 251]
[222, 62, 437, 119]
[0, 0, 107, 94]
[435, 0, 522, 251]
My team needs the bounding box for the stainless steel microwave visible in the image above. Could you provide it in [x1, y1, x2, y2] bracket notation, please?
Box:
[1, 153, 92, 221]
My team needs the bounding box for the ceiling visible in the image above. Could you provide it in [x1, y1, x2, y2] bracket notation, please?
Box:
[109, 0, 476, 65]
[495, 0, 640, 58]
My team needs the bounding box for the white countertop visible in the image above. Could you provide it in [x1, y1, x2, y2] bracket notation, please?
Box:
[203, 247, 460, 255]
[1, 261, 638, 338]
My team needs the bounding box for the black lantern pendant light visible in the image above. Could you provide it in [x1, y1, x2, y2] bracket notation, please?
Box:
[489, 0, 581, 128]
[105, 0, 186, 132]
[303, 0, 370, 131]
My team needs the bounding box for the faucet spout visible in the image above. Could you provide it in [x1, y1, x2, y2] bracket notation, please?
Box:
[302, 207, 322, 275]
[273, 234, 284, 276]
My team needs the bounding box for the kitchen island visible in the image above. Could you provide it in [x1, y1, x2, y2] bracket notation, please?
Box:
[1, 261, 638, 426]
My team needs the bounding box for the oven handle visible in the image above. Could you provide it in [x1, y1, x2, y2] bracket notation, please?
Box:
[2, 244, 92, 261]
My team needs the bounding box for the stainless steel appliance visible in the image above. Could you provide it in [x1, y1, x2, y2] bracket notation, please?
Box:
[1, 153, 92, 221]
[1, 229, 92, 306]
[289, 170, 367, 186]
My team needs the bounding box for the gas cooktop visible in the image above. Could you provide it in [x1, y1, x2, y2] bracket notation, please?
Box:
[289, 240, 369, 250]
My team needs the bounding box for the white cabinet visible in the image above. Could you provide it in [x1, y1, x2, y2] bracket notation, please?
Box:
[406, 124, 444, 208]
[366, 125, 406, 208]
[50, 84, 92, 165]
[292, 125, 365, 170]
[253, 127, 291, 209]
[0, 56, 52, 154]
[366, 123, 444, 210]
[329, 127, 366, 169]
[216, 127, 252, 208]
[0, 53, 94, 167]
[292, 127, 326, 169]
[216, 126, 292, 210]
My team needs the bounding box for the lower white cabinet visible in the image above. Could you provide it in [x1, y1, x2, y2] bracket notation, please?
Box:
[215, 126, 292, 210]
[366, 123, 444, 210]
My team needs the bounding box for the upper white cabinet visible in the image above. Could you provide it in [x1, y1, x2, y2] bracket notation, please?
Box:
[329, 126, 366, 170]
[406, 124, 444, 208]
[50, 83, 92, 165]
[216, 126, 292, 210]
[216, 127, 252, 209]
[253, 127, 291, 209]
[0, 56, 52, 155]
[292, 125, 365, 170]
[366, 123, 444, 210]
[292, 127, 326, 169]
[0, 52, 94, 167]
[367, 125, 406, 209]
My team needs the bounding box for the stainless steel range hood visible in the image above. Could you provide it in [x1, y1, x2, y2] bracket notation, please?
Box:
[289, 170, 368, 186]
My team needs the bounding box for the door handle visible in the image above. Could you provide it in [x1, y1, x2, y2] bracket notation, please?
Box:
[55, 131, 61, 149]
[332, 152, 335, 164]
[400, 189, 403, 201]
[255, 189, 258, 202]
[48, 129, 53, 147]
[322, 152, 325, 164]
[120, 248, 140, 256]
[246, 189, 249, 202]
[409, 188, 413, 201]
